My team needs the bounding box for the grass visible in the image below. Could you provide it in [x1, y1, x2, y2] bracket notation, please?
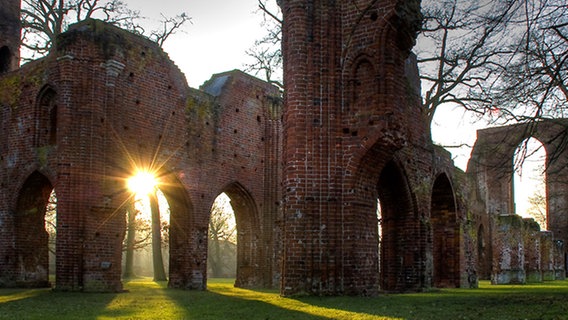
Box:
[1, 278, 567, 319]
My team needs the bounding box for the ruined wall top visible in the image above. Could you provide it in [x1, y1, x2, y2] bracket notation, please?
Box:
[0, 0, 22, 73]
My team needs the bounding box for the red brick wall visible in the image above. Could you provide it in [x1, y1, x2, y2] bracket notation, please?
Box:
[0, 20, 282, 291]
[280, 0, 469, 295]
[468, 121, 568, 282]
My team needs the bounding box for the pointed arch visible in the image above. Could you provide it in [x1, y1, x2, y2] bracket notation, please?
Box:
[14, 171, 54, 287]
[157, 172, 194, 289]
[513, 137, 547, 228]
[218, 182, 262, 288]
[377, 160, 418, 291]
[431, 173, 460, 288]
[36, 85, 58, 146]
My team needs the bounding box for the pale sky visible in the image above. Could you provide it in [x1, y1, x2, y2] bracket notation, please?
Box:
[126, 0, 268, 88]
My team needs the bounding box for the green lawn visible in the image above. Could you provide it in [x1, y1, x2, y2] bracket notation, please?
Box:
[1, 278, 567, 319]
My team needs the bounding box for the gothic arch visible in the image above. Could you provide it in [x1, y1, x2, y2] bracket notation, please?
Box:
[431, 173, 460, 288]
[158, 172, 194, 288]
[218, 182, 263, 288]
[14, 171, 54, 287]
[377, 159, 419, 291]
[35, 85, 58, 146]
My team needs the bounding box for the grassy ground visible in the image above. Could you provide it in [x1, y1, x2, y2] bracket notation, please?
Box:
[0, 278, 567, 319]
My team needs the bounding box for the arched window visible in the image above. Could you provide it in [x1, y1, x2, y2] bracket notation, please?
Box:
[0, 46, 11, 73]
[513, 137, 547, 229]
[36, 87, 58, 146]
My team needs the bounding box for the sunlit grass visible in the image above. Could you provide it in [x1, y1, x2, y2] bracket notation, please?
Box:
[0, 278, 567, 319]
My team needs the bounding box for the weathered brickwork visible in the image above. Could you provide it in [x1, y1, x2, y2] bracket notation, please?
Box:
[0, 16, 282, 291]
[279, 0, 476, 295]
[2, 0, 566, 295]
[468, 121, 568, 283]
[0, 0, 20, 74]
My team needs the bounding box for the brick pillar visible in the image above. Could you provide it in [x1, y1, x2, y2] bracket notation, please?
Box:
[492, 214, 526, 284]
[540, 231, 555, 280]
[280, 0, 345, 295]
[553, 239, 566, 280]
[523, 218, 542, 283]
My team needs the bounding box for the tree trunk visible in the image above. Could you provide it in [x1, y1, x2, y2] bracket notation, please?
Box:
[123, 202, 137, 279]
[150, 191, 167, 281]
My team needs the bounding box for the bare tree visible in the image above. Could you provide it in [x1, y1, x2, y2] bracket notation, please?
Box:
[21, 0, 190, 60]
[208, 196, 236, 278]
[488, 0, 568, 124]
[149, 190, 167, 281]
[527, 187, 547, 229]
[416, 0, 524, 127]
[245, 0, 283, 89]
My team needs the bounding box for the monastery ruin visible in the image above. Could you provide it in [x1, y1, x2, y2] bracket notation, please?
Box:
[0, 0, 566, 295]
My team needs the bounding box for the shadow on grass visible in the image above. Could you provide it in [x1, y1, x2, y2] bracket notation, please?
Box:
[294, 281, 568, 320]
[1, 279, 568, 319]
[0, 287, 119, 320]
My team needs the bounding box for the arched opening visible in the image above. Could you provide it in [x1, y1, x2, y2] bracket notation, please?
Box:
[123, 173, 171, 281]
[46, 190, 57, 283]
[377, 160, 417, 292]
[208, 193, 236, 279]
[513, 137, 547, 229]
[36, 86, 58, 146]
[0, 46, 11, 73]
[477, 224, 491, 280]
[209, 183, 261, 288]
[15, 171, 53, 287]
[431, 174, 460, 288]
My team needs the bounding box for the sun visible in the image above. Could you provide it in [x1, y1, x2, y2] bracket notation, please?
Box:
[127, 171, 158, 196]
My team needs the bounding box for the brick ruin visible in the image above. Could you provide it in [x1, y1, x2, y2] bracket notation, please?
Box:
[0, 0, 566, 295]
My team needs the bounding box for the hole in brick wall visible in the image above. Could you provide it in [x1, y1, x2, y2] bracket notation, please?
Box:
[95, 232, 100, 237]
[123, 125, 129, 130]
[135, 100, 140, 105]
[369, 120, 375, 125]
[343, 128, 350, 134]
[100, 117, 105, 123]
[172, 111, 176, 115]
[129, 72, 134, 79]
[260, 160, 264, 164]
[234, 153, 238, 158]
[370, 11, 378, 21]
[235, 108, 240, 113]
[241, 166, 245, 170]
[257, 115, 261, 122]
[185, 142, 190, 147]
[313, 118, 320, 124]
[261, 137, 265, 141]
[201, 194, 204, 198]
[206, 121, 210, 126]
[27, 128, 30, 133]
[168, 85, 172, 90]
[158, 134, 163, 140]
[351, 131, 358, 137]
[141, 51, 146, 57]
[234, 129, 238, 134]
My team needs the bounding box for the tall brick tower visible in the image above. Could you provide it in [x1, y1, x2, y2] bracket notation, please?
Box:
[0, 0, 21, 73]
[280, 0, 423, 295]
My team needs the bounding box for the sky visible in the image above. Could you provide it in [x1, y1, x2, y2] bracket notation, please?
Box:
[126, 0, 269, 88]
